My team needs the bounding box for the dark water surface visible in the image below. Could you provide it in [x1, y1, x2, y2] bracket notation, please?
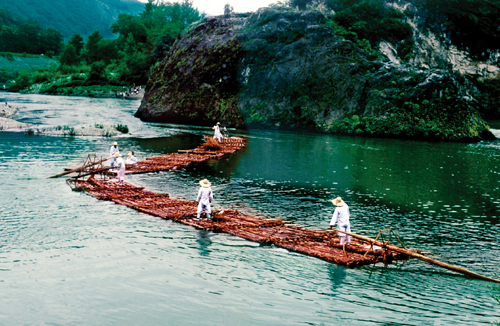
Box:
[1, 93, 499, 325]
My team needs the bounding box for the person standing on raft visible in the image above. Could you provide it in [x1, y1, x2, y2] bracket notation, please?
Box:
[109, 141, 119, 167]
[213, 122, 223, 142]
[196, 179, 213, 220]
[329, 197, 351, 246]
[114, 153, 125, 186]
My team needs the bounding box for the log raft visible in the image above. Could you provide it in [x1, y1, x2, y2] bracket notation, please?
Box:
[124, 137, 247, 174]
[72, 177, 407, 267]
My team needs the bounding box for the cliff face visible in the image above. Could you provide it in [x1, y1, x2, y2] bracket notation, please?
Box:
[136, 6, 495, 141]
[136, 17, 245, 127]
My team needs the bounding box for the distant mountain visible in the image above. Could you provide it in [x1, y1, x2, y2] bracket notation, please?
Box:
[0, 0, 145, 39]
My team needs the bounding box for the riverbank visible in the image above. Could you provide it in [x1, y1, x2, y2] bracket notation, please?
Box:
[0, 102, 129, 136]
[24, 83, 144, 99]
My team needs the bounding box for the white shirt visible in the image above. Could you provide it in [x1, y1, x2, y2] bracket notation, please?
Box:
[126, 155, 138, 165]
[115, 156, 125, 170]
[110, 145, 119, 157]
[330, 204, 350, 227]
[197, 187, 213, 205]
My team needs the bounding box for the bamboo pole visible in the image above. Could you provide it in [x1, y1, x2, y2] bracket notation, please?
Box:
[335, 229, 500, 283]
[48, 156, 112, 179]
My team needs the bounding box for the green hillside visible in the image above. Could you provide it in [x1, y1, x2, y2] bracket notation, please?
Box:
[0, 0, 145, 39]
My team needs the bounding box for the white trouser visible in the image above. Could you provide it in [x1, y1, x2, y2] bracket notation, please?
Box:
[338, 224, 351, 245]
[197, 202, 211, 219]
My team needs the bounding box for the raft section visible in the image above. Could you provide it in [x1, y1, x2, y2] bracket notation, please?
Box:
[69, 137, 407, 267]
[124, 137, 247, 174]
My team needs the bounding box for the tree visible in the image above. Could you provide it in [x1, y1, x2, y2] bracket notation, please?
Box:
[40, 27, 63, 55]
[224, 4, 234, 17]
[17, 22, 41, 53]
[69, 34, 84, 55]
[0, 7, 62, 54]
[59, 44, 80, 66]
[150, 35, 175, 64]
[290, 0, 314, 10]
[83, 30, 104, 64]
[0, 26, 18, 52]
[111, 14, 148, 45]
[88, 61, 107, 81]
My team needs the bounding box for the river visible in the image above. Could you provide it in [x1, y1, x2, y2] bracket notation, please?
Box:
[1, 93, 499, 325]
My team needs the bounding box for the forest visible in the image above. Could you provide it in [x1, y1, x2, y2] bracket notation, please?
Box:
[0, 8, 63, 56]
[1, 0, 203, 90]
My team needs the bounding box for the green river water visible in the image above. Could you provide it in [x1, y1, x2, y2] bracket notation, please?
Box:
[0, 93, 499, 325]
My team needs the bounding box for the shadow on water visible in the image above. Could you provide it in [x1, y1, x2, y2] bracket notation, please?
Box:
[185, 144, 250, 179]
[327, 264, 347, 291]
[130, 132, 203, 155]
[196, 229, 213, 257]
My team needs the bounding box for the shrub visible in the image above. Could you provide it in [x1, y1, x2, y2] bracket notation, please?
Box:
[115, 124, 129, 133]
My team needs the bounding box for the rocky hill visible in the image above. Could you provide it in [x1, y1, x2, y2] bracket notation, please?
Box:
[136, 5, 498, 142]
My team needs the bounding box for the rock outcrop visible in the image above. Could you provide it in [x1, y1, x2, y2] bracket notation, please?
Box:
[136, 6, 495, 141]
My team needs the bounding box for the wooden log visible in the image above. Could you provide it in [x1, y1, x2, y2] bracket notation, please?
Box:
[69, 167, 113, 179]
[335, 229, 500, 283]
[49, 156, 112, 178]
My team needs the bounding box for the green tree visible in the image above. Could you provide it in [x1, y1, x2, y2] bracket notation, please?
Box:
[82, 31, 119, 65]
[59, 44, 81, 66]
[0, 26, 18, 52]
[69, 34, 85, 55]
[116, 50, 150, 84]
[150, 35, 175, 64]
[40, 27, 63, 55]
[88, 60, 107, 81]
[17, 22, 41, 53]
[83, 30, 104, 64]
[0, 7, 62, 54]
[112, 14, 148, 45]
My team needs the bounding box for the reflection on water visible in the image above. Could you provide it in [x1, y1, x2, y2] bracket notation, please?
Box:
[196, 230, 213, 256]
[327, 264, 347, 291]
[1, 93, 499, 325]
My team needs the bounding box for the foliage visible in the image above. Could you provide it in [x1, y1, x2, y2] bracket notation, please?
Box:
[59, 44, 81, 66]
[474, 77, 500, 119]
[0, 68, 16, 82]
[289, 0, 313, 10]
[115, 124, 129, 133]
[0, 8, 63, 55]
[82, 31, 119, 65]
[9, 71, 32, 92]
[414, 0, 500, 60]
[326, 83, 492, 141]
[88, 61, 107, 81]
[69, 34, 84, 55]
[331, 0, 412, 48]
[286, 0, 413, 61]
[47, 0, 204, 87]
[224, 4, 234, 17]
